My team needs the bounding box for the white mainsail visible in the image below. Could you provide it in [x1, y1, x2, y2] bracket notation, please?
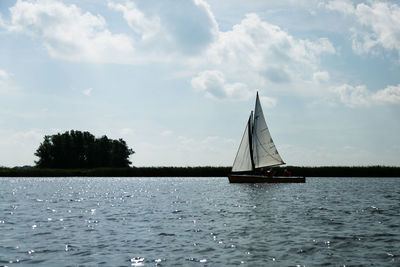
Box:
[252, 93, 284, 168]
[231, 112, 254, 172]
[231, 92, 284, 172]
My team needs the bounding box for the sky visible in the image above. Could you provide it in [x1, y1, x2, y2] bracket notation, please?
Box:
[0, 0, 399, 167]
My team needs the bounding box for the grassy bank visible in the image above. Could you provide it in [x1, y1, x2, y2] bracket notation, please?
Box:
[1, 166, 400, 177]
[285, 166, 400, 177]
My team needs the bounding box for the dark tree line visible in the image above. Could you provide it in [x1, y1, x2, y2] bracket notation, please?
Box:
[35, 130, 134, 168]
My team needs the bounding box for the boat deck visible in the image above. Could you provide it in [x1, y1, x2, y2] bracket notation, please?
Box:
[228, 174, 306, 183]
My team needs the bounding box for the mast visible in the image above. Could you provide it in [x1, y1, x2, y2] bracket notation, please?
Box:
[248, 111, 255, 171]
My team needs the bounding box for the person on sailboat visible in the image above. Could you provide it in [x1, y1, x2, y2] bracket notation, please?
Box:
[283, 169, 292, 177]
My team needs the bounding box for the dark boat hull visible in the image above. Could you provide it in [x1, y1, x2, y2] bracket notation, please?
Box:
[228, 174, 306, 183]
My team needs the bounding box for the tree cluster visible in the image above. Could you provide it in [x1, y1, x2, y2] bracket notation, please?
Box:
[35, 130, 134, 168]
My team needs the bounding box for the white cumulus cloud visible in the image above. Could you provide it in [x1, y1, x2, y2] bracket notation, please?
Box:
[325, 0, 355, 14]
[108, 1, 161, 41]
[333, 84, 371, 107]
[191, 70, 254, 101]
[372, 84, 400, 104]
[313, 71, 330, 83]
[5, 0, 134, 63]
[333, 83, 400, 107]
[191, 69, 277, 106]
[2, 0, 219, 63]
[205, 14, 335, 77]
[325, 0, 400, 57]
[2, 1, 337, 102]
[192, 13, 335, 100]
[109, 0, 218, 56]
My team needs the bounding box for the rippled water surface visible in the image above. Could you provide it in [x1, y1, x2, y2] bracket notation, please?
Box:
[0, 177, 399, 266]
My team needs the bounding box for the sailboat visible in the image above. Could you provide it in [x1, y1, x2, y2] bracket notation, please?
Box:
[228, 92, 305, 183]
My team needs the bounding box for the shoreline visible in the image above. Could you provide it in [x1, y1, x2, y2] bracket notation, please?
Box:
[1, 166, 400, 177]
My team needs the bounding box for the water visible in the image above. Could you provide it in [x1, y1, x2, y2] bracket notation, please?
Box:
[0, 177, 399, 266]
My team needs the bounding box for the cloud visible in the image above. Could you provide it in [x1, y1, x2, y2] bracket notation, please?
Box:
[206, 13, 335, 72]
[0, 68, 16, 94]
[191, 13, 335, 100]
[264, 67, 291, 84]
[82, 87, 92, 96]
[333, 84, 371, 107]
[191, 70, 254, 101]
[109, 0, 218, 55]
[5, 0, 134, 63]
[325, 1, 400, 57]
[158, 0, 218, 54]
[372, 84, 400, 104]
[0, 69, 10, 80]
[108, 1, 161, 41]
[3, 2, 335, 85]
[313, 71, 330, 83]
[260, 96, 277, 108]
[3, 1, 336, 102]
[2, 0, 219, 63]
[333, 83, 400, 107]
[191, 70, 277, 106]
[0, 129, 44, 167]
[0, 13, 3, 26]
[120, 128, 135, 136]
[324, 0, 354, 14]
